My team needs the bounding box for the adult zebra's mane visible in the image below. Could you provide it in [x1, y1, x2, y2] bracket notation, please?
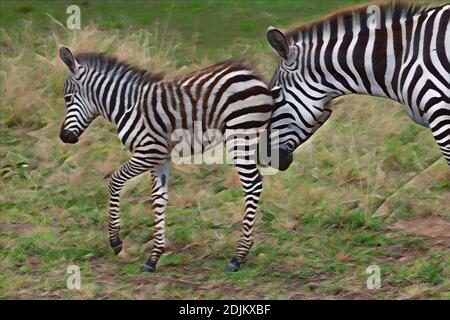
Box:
[284, 1, 431, 43]
[75, 52, 164, 83]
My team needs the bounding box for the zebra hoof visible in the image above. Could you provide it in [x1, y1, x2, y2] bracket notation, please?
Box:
[225, 258, 241, 272]
[110, 239, 123, 255]
[225, 263, 240, 272]
[141, 264, 156, 273]
[112, 243, 123, 255]
[141, 260, 157, 273]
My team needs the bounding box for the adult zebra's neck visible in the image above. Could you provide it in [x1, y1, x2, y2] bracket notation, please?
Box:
[290, 3, 429, 102]
[294, 22, 392, 101]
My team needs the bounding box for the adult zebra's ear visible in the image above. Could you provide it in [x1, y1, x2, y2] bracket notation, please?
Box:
[59, 46, 80, 74]
[266, 27, 289, 60]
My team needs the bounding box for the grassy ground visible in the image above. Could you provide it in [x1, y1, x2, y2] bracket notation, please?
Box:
[1, 0, 449, 299]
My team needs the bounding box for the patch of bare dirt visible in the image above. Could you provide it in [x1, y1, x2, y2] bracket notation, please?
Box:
[277, 271, 332, 299]
[130, 265, 258, 299]
[334, 289, 376, 300]
[392, 215, 450, 247]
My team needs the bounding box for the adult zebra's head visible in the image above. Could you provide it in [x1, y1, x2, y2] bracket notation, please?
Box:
[59, 47, 98, 144]
[266, 27, 332, 171]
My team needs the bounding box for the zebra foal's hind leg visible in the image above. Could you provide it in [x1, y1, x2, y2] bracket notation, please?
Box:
[142, 160, 170, 272]
[426, 101, 450, 166]
[226, 163, 262, 272]
[224, 131, 263, 272]
[108, 156, 152, 255]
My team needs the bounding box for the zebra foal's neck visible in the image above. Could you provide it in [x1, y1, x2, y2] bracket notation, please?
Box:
[75, 53, 163, 126]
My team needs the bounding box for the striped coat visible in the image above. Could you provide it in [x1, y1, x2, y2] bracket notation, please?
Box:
[59, 48, 273, 272]
[266, 3, 450, 170]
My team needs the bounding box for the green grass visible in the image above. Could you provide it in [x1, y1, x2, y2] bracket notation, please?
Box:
[1, 0, 365, 62]
[1, 0, 449, 299]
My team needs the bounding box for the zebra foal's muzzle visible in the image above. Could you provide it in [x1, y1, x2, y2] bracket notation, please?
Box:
[59, 124, 78, 144]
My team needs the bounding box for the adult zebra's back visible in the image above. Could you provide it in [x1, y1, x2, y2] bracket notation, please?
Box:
[265, 3, 450, 171]
[58, 47, 273, 272]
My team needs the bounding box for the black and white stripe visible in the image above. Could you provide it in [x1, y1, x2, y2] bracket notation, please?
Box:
[59, 48, 273, 272]
[266, 3, 450, 170]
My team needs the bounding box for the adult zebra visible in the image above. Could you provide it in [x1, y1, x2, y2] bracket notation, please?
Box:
[58, 47, 274, 272]
[265, 2, 450, 171]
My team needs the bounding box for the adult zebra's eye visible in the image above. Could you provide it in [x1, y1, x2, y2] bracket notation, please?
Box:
[64, 94, 73, 103]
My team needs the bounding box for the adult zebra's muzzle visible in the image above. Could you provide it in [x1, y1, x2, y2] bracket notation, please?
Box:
[277, 148, 293, 171]
[59, 128, 79, 144]
[258, 143, 293, 171]
[257, 125, 293, 171]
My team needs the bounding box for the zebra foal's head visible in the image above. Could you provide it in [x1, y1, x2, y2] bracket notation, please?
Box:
[59, 47, 98, 144]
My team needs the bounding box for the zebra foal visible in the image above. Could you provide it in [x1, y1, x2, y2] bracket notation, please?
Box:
[58, 47, 273, 272]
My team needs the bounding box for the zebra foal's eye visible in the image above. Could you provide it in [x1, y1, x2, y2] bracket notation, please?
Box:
[64, 94, 74, 103]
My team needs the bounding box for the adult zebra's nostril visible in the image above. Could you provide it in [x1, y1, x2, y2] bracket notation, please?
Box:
[60, 129, 78, 144]
[278, 148, 293, 171]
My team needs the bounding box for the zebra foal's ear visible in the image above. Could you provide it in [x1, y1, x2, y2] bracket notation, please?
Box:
[59, 46, 80, 74]
[266, 27, 289, 60]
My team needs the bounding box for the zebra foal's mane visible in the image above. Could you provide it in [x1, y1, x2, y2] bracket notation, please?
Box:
[74, 52, 165, 83]
[73, 53, 267, 85]
[285, 1, 432, 43]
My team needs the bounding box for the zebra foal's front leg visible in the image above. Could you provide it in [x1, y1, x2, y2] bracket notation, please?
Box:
[141, 160, 170, 272]
[108, 156, 152, 254]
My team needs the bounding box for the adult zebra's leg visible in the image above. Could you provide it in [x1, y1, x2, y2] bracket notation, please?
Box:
[108, 156, 152, 254]
[426, 101, 450, 166]
[142, 160, 170, 272]
[225, 131, 263, 272]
